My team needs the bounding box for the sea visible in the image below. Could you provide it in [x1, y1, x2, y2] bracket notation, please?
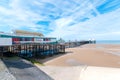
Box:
[96, 40, 120, 44]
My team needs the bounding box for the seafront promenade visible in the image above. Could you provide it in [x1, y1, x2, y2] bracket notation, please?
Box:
[0, 59, 16, 80]
[0, 58, 53, 80]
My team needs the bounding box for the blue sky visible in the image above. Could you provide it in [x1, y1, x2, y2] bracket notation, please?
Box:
[0, 0, 120, 40]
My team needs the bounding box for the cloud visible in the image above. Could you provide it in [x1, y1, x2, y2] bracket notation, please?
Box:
[0, 0, 44, 32]
[97, 0, 120, 14]
[47, 8, 120, 40]
[0, 0, 120, 40]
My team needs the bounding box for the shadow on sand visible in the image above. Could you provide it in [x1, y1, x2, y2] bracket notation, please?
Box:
[36, 51, 73, 64]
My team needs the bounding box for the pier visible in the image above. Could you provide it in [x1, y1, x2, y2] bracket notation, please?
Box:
[65, 40, 96, 48]
[0, 40, 95, 58]
[0, 43, 65, 58]
[0, 30, 96, 59]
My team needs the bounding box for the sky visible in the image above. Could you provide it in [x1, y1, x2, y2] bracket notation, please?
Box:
[0, 0, 120, 41]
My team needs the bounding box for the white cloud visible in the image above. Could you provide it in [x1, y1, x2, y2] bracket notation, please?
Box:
[0, 0, 44, 30]
[47, 8, 120, 40]
[0, 0, 120, 40]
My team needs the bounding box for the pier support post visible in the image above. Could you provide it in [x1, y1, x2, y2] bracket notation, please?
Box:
[0, 47, 4, 58]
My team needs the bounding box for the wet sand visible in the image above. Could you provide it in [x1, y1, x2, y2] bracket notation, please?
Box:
[41, 44, 120, 68]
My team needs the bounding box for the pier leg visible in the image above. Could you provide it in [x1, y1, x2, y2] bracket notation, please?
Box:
[0, 47, 4, 58]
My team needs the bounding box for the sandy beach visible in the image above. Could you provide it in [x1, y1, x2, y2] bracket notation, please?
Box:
[40, 44, 120, 68]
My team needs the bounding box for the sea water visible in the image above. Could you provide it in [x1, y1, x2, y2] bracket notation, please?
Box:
[96, 40, 120, 44]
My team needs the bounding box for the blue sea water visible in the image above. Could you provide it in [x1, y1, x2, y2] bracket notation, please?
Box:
[96, 40, 120, 44]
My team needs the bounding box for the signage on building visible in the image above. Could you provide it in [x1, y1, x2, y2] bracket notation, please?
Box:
[0, 38, 12, 46]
